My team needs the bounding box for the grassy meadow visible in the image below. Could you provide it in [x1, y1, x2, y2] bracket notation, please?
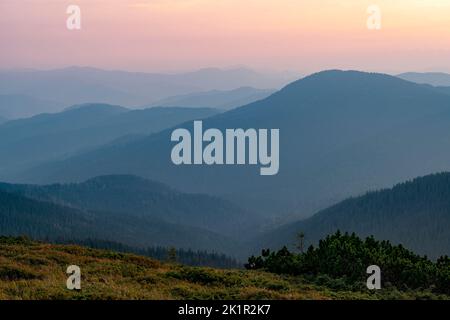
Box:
[0, 237, 447, 300]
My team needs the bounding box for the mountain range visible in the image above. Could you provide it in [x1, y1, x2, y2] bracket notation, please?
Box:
[0, 67, 295, 107]
[13, 70, 450, 221]
[2, 69, 450, 259]
[0, 104, 218, 176]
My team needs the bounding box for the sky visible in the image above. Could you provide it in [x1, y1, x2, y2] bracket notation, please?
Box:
[1, 0, 450, 74]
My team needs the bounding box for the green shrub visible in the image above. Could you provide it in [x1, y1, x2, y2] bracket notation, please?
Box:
[247, 231, 449, 294]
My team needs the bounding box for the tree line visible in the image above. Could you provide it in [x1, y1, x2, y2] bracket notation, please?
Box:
[58, 238, 242, 269]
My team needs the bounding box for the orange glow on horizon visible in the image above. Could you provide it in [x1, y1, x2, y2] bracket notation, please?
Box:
[1, 0, 449, 73]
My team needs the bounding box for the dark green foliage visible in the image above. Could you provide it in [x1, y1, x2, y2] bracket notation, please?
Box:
[59, 238, 242, 269]
[247, 231, 450, 294]
[0, 235, 34, 246]
[435, 256, 450, 294]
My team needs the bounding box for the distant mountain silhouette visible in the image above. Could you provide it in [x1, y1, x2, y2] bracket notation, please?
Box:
[0, 67, 294, 107]
[0, 104, 218, 176]
[398, 72, 450, 86]
[0, 175, 257, 239]
[149, 87, 275, 110]
[0, 94, 62, 119]
[17, 70, 450, 220]
[0, 179, 242, 254]
[253, 173, 450, 258]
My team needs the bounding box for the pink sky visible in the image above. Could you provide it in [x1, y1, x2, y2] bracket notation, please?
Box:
[1, 0, 450, 73]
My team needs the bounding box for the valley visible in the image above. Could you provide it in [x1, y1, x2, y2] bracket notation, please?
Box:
[0, 69, 449, 291]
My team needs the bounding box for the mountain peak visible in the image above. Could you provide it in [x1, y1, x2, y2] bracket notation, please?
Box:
[270, 69, 438, 103]
[286, 70, 405, 88]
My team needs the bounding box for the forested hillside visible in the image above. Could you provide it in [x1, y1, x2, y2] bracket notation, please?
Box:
[0, 175, 257, 239]
[0, 189, 95, 239]
[255, 173, 450, 258]
[0, 189, 240, 255]
[60, 239, 241, 269]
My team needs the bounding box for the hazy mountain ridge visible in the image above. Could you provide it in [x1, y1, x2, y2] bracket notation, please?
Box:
[16, 70, 450, 219]
[0, 104, 219, 176]
[149, 87, 275, 110]
[398, 72, 450, 86]
[0, 94, 62, 119]
[0, 67, 294, 107]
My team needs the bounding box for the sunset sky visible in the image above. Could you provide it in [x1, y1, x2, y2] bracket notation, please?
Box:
[1, 0, 450, 73]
